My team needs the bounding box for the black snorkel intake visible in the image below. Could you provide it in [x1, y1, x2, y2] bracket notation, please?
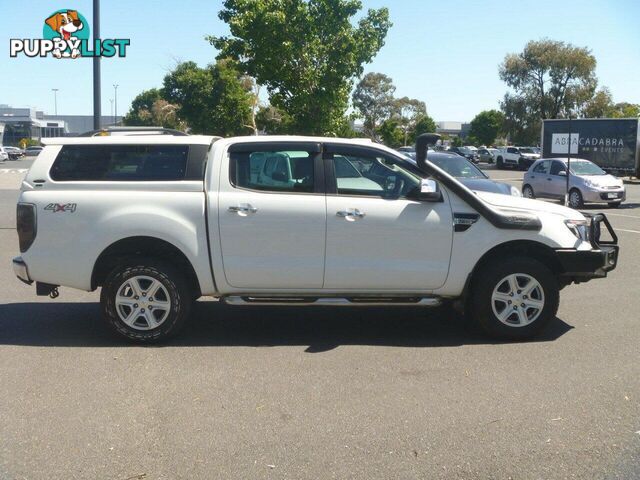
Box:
[414, 133, 542, 231]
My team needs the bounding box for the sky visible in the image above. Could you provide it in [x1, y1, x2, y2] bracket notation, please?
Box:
[1, 0, 639, 122]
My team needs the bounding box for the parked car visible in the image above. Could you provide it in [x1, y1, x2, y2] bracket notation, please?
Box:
[477, 148, 495, 163]
[2, 146, 24, 160]
[522, 158, 626, 208]
[0, 147, 8, 162]
[495, 146, 540, 170]
[24, 146, 44, 157]
[409, 151, 520, 196]
[13, 131, 618, 343]
[449, 146, 479, 163]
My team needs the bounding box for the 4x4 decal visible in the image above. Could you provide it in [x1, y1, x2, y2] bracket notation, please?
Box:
[44, 203, 77, 213]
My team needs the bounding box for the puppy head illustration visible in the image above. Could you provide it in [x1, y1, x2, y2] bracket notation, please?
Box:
[45, 10, 83, 41]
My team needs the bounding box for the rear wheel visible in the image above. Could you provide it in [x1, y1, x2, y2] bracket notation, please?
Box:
[469, 257, 559, 340]
[568, 189, 584, 209]
[101, 258, 193, 343]
[522, 184, 535, 199]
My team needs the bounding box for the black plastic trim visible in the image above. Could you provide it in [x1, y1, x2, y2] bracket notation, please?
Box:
[556, 246, 618, 278]
[228, 142, 322, 154]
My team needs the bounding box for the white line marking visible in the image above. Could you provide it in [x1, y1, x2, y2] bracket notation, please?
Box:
[617, 228, 640, 234]
[496, 177, 523, 181]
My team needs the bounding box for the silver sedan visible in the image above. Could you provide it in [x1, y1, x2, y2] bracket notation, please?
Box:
[522, 158, 626, 208]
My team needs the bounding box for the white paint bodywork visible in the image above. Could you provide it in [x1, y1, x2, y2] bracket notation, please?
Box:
[18, 135, 593, 298]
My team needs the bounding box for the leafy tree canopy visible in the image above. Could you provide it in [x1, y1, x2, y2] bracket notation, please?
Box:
[123, 88, 162, 126]
[209, 0, 391, 135]
[352, 72, 396, 137]
[469, 110, 505, 146]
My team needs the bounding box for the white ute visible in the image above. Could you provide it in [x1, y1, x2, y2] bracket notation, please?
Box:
[13, 130, 619, 342]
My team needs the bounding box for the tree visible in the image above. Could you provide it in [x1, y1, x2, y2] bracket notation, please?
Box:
[499, 39, 597, 142]
[209, 0, 391, 135]
[352, 72, 396, 137]
[469, 110, 505, 146]
[409, 114, 436, 145]
[256, 105, 291, 134]
[394, 97, 426, 146]
[162, 59, 254, 136]
[378, 119, 404, 148]
[500, 39, 597, 119]
[123, 88, 162, 126]
[582, 87, 640, 118]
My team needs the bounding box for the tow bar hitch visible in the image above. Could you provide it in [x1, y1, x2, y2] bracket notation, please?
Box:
[36, 282, 60, 298]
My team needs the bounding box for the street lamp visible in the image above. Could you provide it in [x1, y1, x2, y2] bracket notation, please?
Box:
[52, 88, 59, 115]
[113, 84, 119, 125]
[109, 99, 114, 125]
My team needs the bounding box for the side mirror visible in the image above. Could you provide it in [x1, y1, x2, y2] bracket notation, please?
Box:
[409, 179, 442, 202]
[558, 170, 567, 176]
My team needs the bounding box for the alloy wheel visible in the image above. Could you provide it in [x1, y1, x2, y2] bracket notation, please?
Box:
[115, 275, 171, 330]
[491, 273, 545, 327]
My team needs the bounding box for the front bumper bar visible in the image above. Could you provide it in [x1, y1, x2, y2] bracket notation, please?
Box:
[556, 213, 619, 281]
[12, 256, 32, 285]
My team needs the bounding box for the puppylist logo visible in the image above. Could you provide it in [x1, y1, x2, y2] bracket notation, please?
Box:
[10, 9, 130, 59]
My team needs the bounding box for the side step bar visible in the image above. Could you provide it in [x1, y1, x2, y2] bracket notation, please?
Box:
[222, 296, 442, 307]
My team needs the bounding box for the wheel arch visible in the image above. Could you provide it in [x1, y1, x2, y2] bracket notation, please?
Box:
[463, 240, 563, 302]
[91, 236, 201, 297]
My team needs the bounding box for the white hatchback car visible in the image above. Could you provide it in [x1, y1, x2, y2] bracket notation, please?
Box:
[522, 158, 626, 208]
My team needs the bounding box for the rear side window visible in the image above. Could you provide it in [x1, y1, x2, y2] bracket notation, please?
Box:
[230, 150, 315, 193]
[50, 145, 190, 181]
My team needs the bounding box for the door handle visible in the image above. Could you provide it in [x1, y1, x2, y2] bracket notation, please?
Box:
[337, 208, 366, 219]
[228, 204, 258, 214]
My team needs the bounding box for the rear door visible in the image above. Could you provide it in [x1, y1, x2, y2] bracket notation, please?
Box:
[529, 160, 550, 196]
[216, 142, 326, 289]
[323, 144, 453, 291]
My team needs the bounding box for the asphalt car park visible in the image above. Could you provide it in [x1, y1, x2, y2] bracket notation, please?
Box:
[1, 164, 639, 479]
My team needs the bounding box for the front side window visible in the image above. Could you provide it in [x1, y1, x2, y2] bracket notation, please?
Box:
[230, 150, 315, 193]
[332, 152, 421, 198]
[507, 147, 518, 154]
[549, 161, 566, 176]
[50, 144, 189, 181]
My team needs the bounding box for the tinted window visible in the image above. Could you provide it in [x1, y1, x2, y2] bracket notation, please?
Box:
[549, 161, 566, 176]
[532, 160, 550, 174]
[51, 145, 189, 181]
[332, 152, 420, 198]
[230, 150, 315, 193]
[507, 147, 518, 154]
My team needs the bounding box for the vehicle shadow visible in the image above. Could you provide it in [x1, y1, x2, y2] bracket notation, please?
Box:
[0, 301, 573, 351]
[581, 202, 640, 211]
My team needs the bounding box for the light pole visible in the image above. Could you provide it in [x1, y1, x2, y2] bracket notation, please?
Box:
[113, 84, 119, 125]
[93, 0, 101, 129]
[109, 99, 114, 125]
[51, 88, 59, 115]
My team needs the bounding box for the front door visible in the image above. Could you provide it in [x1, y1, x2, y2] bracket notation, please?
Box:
[217, 142, 326, 289]
[547, 160, 568, 198]
[323, 145, 453, 291]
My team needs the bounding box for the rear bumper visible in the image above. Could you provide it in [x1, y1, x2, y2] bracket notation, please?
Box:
[12, 256, 33, 285]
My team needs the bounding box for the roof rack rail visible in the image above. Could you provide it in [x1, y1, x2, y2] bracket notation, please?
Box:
[78, 126, 189, 137]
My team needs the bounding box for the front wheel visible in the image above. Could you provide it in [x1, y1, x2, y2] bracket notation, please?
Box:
[101, 258, 193, 343]
[496, 157, 504, 169]
[568, 189, 584, 209]
[469, 257, 559, 340]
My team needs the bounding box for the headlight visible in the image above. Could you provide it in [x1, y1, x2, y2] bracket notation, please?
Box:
[583, 178, 601, 189]
[565, 219, 590, 242]
[510, 186, 521, 197]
